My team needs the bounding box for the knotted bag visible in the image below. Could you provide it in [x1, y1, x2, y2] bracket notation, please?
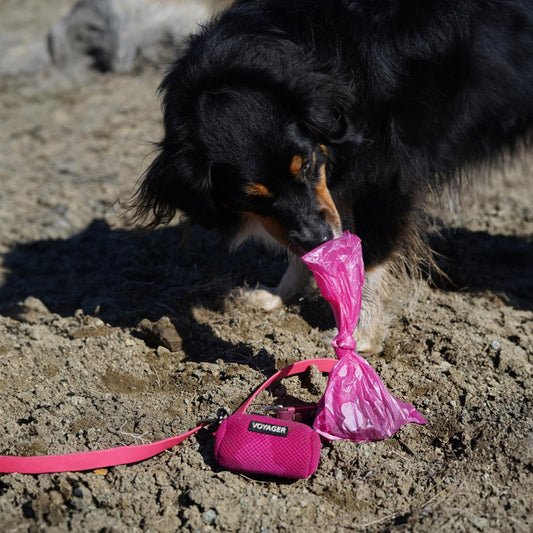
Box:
[302, 232, 427, 441]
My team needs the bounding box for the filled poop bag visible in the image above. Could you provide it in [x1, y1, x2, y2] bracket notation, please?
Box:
[302, 232, 427, 441]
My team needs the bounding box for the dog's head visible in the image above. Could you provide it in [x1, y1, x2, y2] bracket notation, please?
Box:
[130, 36, 357, 255]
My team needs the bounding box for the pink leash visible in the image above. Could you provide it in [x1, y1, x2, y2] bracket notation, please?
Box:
[0, 358, 334, 474]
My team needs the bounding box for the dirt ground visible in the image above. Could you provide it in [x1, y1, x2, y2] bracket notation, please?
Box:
[0, 1, 532, 532]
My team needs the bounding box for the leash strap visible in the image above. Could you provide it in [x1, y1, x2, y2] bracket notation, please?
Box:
[0, 358, 334, 474]
[235, 358, 336, 414]
[0, 427, 203, 474]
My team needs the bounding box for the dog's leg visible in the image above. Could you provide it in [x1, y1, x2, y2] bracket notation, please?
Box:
[242, 252, 393, 352]
[242, 252, 394, 354]
[355, 263, 394, 354]
[241, 253, 312, 310]
[319, 263, 391, 354]
[335, 200, 390, 354]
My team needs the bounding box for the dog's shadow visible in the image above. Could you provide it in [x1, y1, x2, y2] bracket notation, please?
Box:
[429, 227, 532, 312]
[0, 219, 288, 372]
[0, 220, 530, 369]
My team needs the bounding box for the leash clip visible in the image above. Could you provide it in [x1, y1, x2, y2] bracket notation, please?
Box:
[264, 404, 284, 413]
[197, 407, 228, 427]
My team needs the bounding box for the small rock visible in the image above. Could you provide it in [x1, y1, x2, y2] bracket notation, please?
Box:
[202, 508, 217, 525]
[156, 345, 171, 356]
[1, 297, 50, 324]
[29, 329, 42, 341]
[21, 296, 50, 315]
[137, 316, 182, 352]
[469, 515, 489, 529]
[440, 361, 451, 373]
[303, 364, 328, 395]
[375, 488, 387, 499]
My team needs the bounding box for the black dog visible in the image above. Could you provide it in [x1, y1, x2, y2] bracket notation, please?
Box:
[130, 0, 533, 353]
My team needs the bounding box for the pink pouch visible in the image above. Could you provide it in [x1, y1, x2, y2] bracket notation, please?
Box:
[212, 358, 335, 479]
[302, 232, 427, 441]
[214, 413, 321, 479]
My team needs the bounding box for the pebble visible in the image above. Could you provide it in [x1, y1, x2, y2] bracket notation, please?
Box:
[375, 488, 387, 499]
[137, 316, 181, 352]
[2, 297, 50, 324]
[29, 329, 42, 341]
[156, 345, 170, 356]
[305, 364, 328, 394]
[202, 509, 217, 525]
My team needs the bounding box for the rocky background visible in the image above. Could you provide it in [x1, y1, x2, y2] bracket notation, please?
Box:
[0, 1, 531, 531]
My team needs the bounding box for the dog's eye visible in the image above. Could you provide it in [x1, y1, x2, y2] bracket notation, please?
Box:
[289, 154, 314, 180]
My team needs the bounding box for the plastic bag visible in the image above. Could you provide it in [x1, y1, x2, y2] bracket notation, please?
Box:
[302, 232, 427, 441]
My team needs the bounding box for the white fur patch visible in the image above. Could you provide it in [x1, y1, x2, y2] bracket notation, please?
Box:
[230, 214, 283, 253]
[241, 288, 284, 310]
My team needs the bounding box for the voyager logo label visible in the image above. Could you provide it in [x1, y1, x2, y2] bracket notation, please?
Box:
[248, 420, 290, 437]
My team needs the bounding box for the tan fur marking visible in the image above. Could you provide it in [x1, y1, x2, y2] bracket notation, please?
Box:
[319, 144, 328, 157]
[290, 155, 304, 176]
[245, 183, 274, 198]
[316, 164, 342, 233]
[243, 212, 288, 247]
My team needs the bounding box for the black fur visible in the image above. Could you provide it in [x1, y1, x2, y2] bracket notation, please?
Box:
[132, 0, 533, 269]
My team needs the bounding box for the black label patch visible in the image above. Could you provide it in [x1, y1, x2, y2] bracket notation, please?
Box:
[248, 420, 289, 437]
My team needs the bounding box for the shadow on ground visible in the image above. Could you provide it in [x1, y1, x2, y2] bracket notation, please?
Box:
[0, 219, 288, 370]
[430, 227, 532, 311]
[1, 220, 531, 369]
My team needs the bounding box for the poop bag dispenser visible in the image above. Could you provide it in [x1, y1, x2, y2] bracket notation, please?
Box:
[302, 232, 427, 441]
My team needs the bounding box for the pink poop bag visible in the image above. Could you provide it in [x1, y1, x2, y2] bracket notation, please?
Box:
[302, 232, 427, 441]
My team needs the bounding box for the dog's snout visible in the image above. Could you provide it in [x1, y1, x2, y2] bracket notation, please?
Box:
[292, 225, 334, 254]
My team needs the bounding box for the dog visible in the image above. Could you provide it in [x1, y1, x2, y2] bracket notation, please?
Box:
[130, 0, 533, 354]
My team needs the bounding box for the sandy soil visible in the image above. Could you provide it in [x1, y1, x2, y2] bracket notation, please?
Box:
[0, 2, 532, 531]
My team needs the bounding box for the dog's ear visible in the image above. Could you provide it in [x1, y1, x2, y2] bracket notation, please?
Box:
[304, 109, 357, 148]
[128, 144, 220, 229]
[300, 75, 357, 146]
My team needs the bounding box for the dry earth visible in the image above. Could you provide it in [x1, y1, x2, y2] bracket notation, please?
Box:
[0, 1, 532, 531]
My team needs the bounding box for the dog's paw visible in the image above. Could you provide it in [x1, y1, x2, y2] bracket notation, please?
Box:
[240, 286, 284, 311]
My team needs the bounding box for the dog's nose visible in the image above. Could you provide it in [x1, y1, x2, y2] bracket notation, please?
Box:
[293, 226, 334, 254]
